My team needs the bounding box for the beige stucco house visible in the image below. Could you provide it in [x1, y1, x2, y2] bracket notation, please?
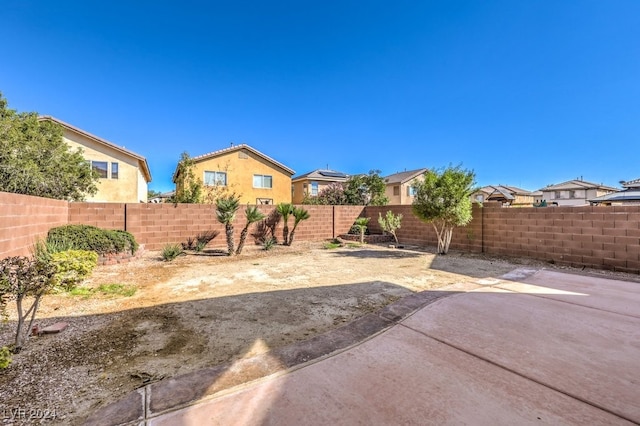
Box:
[39, 116, 152, 203]
[173, 144, 294, 205]
[471, 185, 535, 207]
[539, 179, 618, 206]
[291, 169, 349, 204]
[384, 168, 427, 205]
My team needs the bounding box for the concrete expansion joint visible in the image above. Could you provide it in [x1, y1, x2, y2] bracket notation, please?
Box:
[399, 324, 636, 425]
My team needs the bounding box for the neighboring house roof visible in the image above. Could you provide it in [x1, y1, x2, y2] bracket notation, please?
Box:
[292, 169, 349, 182]
[477, 185, 532, 197]
[384, 168, 428, 185]
[174, 144, 295, 182]
[39, 116, 152, 182]
[589, 189, 640, 204]
[621, 178, 640, 189]
[539, 179, 618, 192]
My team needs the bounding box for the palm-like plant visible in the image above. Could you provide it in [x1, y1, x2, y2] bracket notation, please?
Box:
[236, 206, 266, 255]
[354, 217, 370, 244]
[276, 203, 293, 245]
[216, 195, 240, 255]
[287, 206, 310, 246]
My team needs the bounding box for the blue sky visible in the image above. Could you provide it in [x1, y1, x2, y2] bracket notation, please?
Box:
[2, 1, 639, 193]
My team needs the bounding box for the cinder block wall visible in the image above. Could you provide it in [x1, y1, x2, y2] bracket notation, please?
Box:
[364, 204, 483, 253]
[0, 192, 68, 257]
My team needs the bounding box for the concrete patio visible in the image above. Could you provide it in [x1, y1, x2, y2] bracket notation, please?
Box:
[86, 268, 640, 425]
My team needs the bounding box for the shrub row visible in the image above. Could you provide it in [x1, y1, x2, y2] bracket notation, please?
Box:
[47, 225, 139, 255]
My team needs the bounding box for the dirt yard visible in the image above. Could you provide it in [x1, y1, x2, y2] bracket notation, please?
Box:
[0, 241, 628, 425]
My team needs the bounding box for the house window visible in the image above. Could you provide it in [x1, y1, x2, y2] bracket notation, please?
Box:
[111, 162, 119, 179]
[475, 194, 484, 202]
[91, 161, 108, 179]
[311, 181, 318, 196]
[253, 174, 273, 189]
[407, 186, 417, 197]
[204, 171, 227, 186]
[393, 186, 400, 196]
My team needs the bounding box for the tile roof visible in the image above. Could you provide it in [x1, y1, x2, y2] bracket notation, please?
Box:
[384, 168, 428, 185]
[189, 144, 295, 176]
[540, 179, 618, 192]
[39, 116, 152, 182]
[292, 169, 349, 182]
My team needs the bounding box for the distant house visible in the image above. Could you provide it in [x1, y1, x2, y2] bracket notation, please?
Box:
[471, 185, 535, 207]
[539, 179, 618, 206]
[39, 116, 152, 203]
[384, 168, 428, 205]
[291, 169, 349, 204]
[589, 178, 640, 205]
[173, 143, 294, 205]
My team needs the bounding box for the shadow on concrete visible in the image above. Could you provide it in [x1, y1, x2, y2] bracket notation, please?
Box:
[329, 248, 423, 260]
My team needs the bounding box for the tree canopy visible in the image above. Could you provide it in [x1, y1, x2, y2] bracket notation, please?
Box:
[0, 93, 98, 201]
[412, 165, 476, 254]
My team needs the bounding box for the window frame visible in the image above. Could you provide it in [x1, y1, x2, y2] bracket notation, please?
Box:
[91, 161, 108, 179]
[111, 162, 119, 179]
[253, 174, 273, 189]
[204, 171, 227, 187]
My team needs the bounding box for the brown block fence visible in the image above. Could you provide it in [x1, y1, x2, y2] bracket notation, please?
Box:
[1, 191, 639, 274]
[0, 192, 69, 257]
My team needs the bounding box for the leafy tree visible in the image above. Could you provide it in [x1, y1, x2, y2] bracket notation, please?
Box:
[216, 195, 240, 255]
[236, 206, 266, 255]
[0, 93, 98, 200]
[353, 217, 370, 243]
[344, 170, 388, 206]
[0, 256, 57, 351]
[412, 166, 476, 254]
[148, 189, 162, 199]
[276, 203, 293, 245]
[303, 182, 348, 205]
[173, 152, 203, 203]
[378, 211, 403, 244]
[287, 206, 310, 246]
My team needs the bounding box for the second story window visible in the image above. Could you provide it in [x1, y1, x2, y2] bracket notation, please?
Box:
[253, 174, 273, 189]
[204, 171, 227, 186]
[91, 161, 108, 179]
[311, 181, 318, 196]
[407, 186, 417, 196]
[111, 162, 119, 179]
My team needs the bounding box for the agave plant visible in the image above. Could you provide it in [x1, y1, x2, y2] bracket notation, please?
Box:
[287, 206, 310, 246]
[276, 203, 293, 245]
[216, 195, 240, 255]
[236, 206, 266, 255]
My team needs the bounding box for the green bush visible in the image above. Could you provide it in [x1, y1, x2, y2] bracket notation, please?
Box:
[161, 244, 184, 261]
[0, 346, 11, 369]
[51, 250, 98, 290]
[47, 225, 138, 255]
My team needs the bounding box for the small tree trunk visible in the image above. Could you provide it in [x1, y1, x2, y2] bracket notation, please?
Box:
[236, 226, 249, 255]
[360, 228, 365, 243]
[391, 231, 399, 244]
[14, 295, 25, 350]
[442, 227, 453, 254]
[432, 223, 446, 254]
[226, 224, 235, 255]
[24, 295, 42, 345]
[282, 224, 289, 246]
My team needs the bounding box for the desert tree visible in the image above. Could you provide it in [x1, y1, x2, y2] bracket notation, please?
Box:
[287, 206, 310, 246]
[172, 152, 203, 203]
[0, 256, 57, 351]
[216, 194, 240, 255]
[412, 165, 476, 254]
[236, 206, 266, 255]
[353, 217, 370, 243]
[276, 203, 293, 245]
[378, 210, 403, 244]
[344, 170, 389, 206]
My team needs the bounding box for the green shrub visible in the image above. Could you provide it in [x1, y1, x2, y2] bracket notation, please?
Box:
[51, 250, 98, 290]
[262, 237, 277, 251]
[161, 244, 184, 261]
[97, 283, 137, 297]
[47, 225, 138, 255]
[0, 346, 11, 369]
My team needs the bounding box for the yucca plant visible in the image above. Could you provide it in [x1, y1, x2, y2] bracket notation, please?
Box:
[236, 206, 266, 255]
[276, 203, 293, 245]
[287, 206, 310, 246]
[216, 195, 240, 255]
[354, 217, 370, 244]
